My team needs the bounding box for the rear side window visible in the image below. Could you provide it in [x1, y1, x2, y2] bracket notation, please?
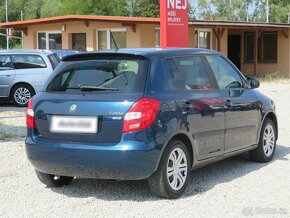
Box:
[12, 54, 47, 69]
[0, 55, 12, 69]
[48, 54, 60, 69]
[166, 56, 214, 90]
[206, 56, 244, 89]
[47, 58, 148, 93]
[48, 54, 60, 65]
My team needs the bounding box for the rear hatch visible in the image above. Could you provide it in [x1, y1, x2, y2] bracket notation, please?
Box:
[33, 56, 148, 144]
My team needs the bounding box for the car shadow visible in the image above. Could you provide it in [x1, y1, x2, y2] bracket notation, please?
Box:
[50, 144, 290, 201]
[0, 102, 25, 113]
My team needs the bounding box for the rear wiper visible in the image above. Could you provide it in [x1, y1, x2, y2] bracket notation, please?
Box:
[79, 85, 119, 92]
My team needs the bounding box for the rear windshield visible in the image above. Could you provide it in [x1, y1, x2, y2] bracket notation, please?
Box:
[47, 58, 148, 93]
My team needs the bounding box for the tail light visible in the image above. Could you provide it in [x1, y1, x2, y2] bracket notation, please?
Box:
[48, 55, 56, 70]
[123, 98, 160, 133]
[26, 98, 35, 129]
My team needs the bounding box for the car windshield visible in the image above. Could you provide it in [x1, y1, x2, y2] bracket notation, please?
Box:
[47, 58, 148, 93]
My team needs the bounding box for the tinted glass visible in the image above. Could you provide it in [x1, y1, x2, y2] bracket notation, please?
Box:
[110, 31, 127, 49]
[12, 55, 47, 69]
[47, 59, 148, 93]
[38, 33, 46, 49]
[98, 31, 107, 50]
[206, 56, 243, 89]
[0, 55, 12, 69]
[260, 32, 277, 62]
[49, 33, 62, 49]
[244, 32, 254, 63]
[72, 33, 86, 50]
[195, 30, 211, 49]
[166, 56, 213, 90]
[48, 54, 60, 66]
[155, 29, 160, 47]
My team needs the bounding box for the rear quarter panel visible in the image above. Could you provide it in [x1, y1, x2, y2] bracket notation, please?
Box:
[144, 56, 199, 167]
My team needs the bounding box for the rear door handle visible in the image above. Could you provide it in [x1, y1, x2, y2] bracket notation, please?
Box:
[181, 101, 191, 115]
[225, 99, 232, 107]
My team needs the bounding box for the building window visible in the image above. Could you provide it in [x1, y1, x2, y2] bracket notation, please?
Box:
[244, 32, 254, 63]
[244, 31, 277, 64]
[97, 29, 127, 50]
[155, 28, 160, 47]
[38, 32, 62, 50]
[259, 32, 277, 63]
[195, 29, 211, 49]
[72, 33, 86, 51]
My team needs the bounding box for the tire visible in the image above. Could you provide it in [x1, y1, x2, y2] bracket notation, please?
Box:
[250, 118, 277, 163]
[148, 139, 190, 198]
[35, 170, 74, 187]
[11, 84, 35, 107]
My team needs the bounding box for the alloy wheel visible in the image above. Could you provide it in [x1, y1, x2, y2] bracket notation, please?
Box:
[166, 147, 188, 191]
[263, 124, 275, 157]
[14, 87, 31, 105]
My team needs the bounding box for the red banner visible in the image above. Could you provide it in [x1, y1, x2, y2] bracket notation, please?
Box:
[160, 0, 188, 48]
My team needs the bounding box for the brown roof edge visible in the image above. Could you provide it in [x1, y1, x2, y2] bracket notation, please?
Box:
[1, 15, 289, 29]
[189, 19, 290, 28]
[0, 15, 160, 29]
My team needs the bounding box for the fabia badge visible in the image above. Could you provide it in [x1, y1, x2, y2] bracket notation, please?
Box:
[69, 104, 77, 113]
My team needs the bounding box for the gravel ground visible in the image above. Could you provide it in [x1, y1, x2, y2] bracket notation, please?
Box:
[0, 83, 290, 218]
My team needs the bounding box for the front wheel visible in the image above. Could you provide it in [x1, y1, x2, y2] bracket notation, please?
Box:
[250, 118, 277, 162]
[35, 170, 74, 187]
[148, 139, 190, 198]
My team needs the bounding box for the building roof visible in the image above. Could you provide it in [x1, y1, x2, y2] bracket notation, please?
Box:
[0, 15, 289, 30]
[189, 19, 290, 29]
[0, 15, 160, 29]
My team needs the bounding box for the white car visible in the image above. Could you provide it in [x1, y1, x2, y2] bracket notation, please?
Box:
[0, 50, 60, 106]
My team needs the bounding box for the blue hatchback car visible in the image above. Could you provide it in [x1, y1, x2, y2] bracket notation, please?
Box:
[25, 48, 278, 198]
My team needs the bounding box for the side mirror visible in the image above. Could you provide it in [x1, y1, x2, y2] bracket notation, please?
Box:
[247, 77, 260, 89]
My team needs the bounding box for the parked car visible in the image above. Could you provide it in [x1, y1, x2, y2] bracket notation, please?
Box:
[25, 48, 278, 198]
[0, 50, 60, 106]
[51, 49, 84, 60]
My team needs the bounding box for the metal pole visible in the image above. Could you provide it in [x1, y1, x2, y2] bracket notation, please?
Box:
[246, 2, 249, 22]
[6, 0, 9, 49]
[266, 0, 269, 23]
[21, 11, 23, 49]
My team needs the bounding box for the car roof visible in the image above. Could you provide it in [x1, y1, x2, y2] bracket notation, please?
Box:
[0, 49, 53, 55]
[62, 48, 221, 61]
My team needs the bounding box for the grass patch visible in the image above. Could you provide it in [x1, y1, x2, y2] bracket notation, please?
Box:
[0, 132, 15, 140]
[258, 73, 290, 83]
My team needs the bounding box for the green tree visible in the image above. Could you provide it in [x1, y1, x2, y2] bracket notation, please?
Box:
[128, 0, 160, 17]
[23, 0, 44, 19]
[269, 0, 290, 23]
[59, 0, 129, 16]
[190, 0, 254, 21]
[41, 0, 63, 18]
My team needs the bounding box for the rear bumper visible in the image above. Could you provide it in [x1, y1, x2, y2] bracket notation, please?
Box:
[25, 134, 161, 180]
